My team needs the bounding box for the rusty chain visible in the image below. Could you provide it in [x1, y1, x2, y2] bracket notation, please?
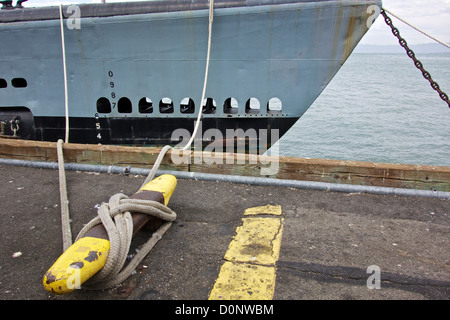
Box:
[381, 9, 450, 109]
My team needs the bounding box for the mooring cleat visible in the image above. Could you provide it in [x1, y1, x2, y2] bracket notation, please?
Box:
[43, 174, 177, 294]
[43, 237, 110, 294]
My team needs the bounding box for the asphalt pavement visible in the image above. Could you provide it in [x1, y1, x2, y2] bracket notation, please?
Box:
[0, 164, 449, 301]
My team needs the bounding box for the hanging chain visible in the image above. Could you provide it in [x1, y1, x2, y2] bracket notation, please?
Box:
[381, 9, 450, 109]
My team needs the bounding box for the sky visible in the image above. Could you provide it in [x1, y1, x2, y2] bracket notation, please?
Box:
[22, 0, 450, 45]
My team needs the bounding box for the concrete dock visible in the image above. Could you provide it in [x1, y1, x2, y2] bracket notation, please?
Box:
[0, 164, 449, 300]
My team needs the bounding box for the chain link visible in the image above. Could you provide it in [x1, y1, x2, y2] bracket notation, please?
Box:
[381, 9, 450, 109]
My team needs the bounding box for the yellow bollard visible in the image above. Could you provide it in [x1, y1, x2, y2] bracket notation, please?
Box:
[43, 174, 177, 294]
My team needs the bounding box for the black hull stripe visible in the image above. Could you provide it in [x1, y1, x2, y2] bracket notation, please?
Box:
[32, 116, 298, 146]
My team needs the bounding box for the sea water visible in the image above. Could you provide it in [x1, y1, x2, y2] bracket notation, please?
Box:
[276, 52, 450, 167]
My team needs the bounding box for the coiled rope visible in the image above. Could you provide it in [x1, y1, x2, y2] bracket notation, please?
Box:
[75, 194, 177, 289]
[56, 0, 214, 290]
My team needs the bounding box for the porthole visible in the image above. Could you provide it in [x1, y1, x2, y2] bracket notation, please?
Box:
[12, 78, 27, 88]
[180, 98, 195, 114]
[160, 97, 174, 113]
[139, 97, 153, 113]
[0, 78, 7, 88]
[267, 97, 282, 113]
[223, 97, 238, 114]
[245, 97, 260, 114]
[202, 98, 216, 114]
[118, 97, 132, 113]
[96, 97, 111, 113]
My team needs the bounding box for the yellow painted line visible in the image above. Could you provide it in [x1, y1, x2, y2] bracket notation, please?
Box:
[208, 262, 276, 300]
[244, 204, 282, 216]
[209, 205, 284, 300]
[224, 217, 284, 266]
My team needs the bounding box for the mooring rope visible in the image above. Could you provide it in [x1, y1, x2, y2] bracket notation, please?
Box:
[382, 8, 450, 50]
[57, 139, 72, 251]
[56, 0, 215, 290]
[76, 195, 177, 289]
[59, 4, 70, 143]
[140, 0, 214, 188]
[57, 137, 178, 290]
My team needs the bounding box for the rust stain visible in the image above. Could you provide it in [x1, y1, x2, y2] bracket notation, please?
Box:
[344, 13, 356, 59]
[329, 5, 343, 76]
[84, 251, 101, 263]
[44, 271, 56, 284]
[343, 6, 369, 60]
